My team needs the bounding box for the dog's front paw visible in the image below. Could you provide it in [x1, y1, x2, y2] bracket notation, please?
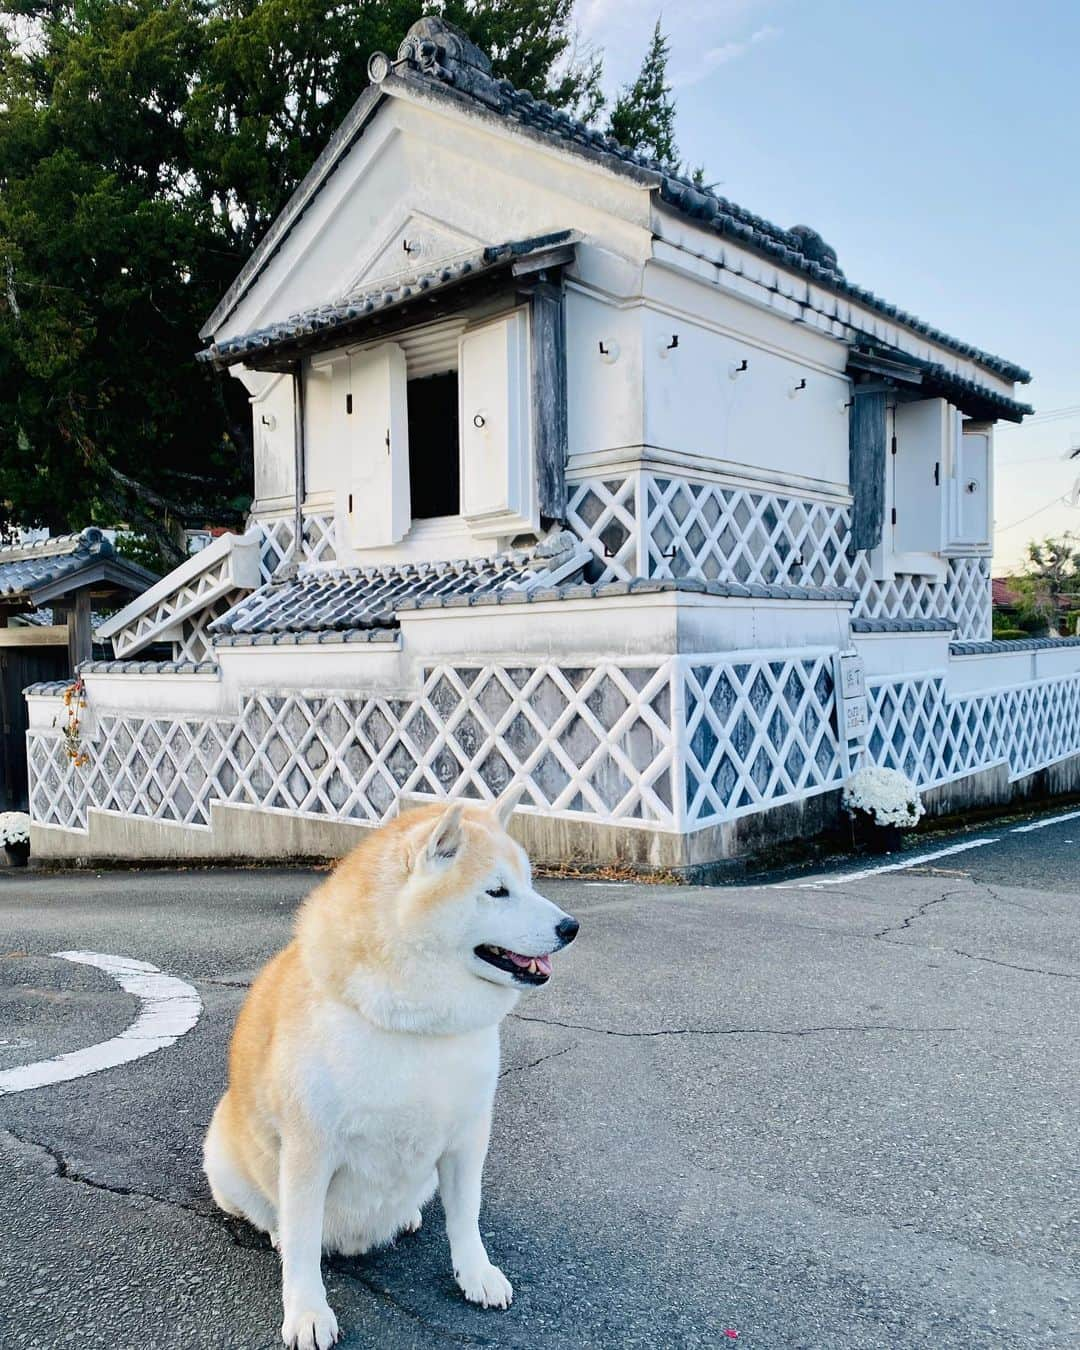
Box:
[281, 1300, 339, 1349]
[455, 1259, 513, 1309]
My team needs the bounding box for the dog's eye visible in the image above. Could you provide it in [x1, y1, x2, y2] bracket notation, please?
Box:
[485, 885, 509, 899]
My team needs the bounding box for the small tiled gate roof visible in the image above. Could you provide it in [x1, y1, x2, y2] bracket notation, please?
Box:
[0, 530, 157, 608]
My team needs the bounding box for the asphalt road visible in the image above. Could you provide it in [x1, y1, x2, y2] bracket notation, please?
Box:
[0, 811, 1077, 1349]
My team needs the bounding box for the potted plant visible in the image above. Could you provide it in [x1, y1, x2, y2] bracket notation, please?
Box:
[842, 767, 924, 854]
[0, 812, 31, 867]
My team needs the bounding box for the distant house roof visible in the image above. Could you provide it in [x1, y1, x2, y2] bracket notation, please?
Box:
[992, 576, 1077, 611]
[198, 232, 576, 371]
[0, 529, 157, 610]
[210, 533, 590, 638]
[202, 17, 1030, 390]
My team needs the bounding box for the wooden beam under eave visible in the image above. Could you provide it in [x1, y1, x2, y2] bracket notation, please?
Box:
[529, 278, 568, 524]
[67, 589, 93, 670]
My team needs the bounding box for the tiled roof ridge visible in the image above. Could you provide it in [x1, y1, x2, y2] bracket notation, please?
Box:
[78, 659, 220, 675]
[395, 577, 856, 609]
[0, 527, 111, 564]
[951, 635, 1080, 654]
[371, 17, 1030, 386]
[851, 617, 955, 633]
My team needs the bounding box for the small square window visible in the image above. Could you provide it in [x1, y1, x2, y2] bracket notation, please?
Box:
[408, 372, 459, 519]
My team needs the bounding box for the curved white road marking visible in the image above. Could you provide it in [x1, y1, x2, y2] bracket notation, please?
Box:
[0, 951, 201, 1096]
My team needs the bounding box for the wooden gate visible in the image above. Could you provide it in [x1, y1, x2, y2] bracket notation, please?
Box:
[0, 645, 69, 810]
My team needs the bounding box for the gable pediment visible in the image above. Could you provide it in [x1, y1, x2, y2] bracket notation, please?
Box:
[343, 211, 482, 298]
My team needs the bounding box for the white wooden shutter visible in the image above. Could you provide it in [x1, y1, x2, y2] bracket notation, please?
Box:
[459, 310, 537, 538]
[892, 399, 946, 558]
[347, 343, 410, 549]
[955, 427, 991, 548]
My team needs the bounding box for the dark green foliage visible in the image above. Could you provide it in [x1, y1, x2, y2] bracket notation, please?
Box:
[0, 3, 681, 559]
[606, 18, 676, 163]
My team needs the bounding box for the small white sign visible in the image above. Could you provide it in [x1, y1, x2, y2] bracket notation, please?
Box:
[835, 652, 868, 743]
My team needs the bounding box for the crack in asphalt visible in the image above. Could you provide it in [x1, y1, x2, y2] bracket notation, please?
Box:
[978, 882, 1050, 918]
[510, 1013, 960, 1038]
[871, 888, 968, 940]
[2, 1127, 265, 1248]
[0, 1096, 534, 1349]
[869, 885, 1077, 980]
[498, 1042, 576, 1080]
[950, 950, 1080, 981]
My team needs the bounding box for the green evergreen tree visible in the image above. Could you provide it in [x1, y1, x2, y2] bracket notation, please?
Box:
[0, 3, 679, 559]
[606, 18, 677, 163]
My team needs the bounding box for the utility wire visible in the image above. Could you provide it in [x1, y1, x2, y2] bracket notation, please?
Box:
[996, 496, 1070, 532]
[1021, 404, 1080, 425]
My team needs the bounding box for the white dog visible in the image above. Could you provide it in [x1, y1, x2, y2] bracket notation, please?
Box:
[203, 793, 579, 1349]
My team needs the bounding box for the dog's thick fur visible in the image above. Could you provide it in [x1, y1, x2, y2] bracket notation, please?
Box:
[203, 794, 578, 1349]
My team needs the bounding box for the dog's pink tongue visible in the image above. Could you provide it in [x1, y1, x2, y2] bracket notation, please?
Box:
[506, 951, 553, 976]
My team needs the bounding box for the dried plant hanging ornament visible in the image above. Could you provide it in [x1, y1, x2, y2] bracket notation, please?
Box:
[61, 677, 90, 768]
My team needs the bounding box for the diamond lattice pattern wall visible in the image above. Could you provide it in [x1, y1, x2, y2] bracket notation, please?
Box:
[566, 472, 991, 640]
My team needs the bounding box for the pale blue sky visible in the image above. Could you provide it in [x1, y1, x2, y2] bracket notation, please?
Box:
[582, 0, 1080, 571]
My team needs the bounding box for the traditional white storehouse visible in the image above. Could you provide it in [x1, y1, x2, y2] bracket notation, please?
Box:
[26, 18, 1080, 873]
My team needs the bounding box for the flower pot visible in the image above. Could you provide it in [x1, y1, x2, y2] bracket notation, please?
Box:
[849, 810, 905, 855]
[4, 839, 30, 867]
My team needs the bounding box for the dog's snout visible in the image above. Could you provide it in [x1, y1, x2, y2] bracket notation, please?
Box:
[555, 915, 579, 946]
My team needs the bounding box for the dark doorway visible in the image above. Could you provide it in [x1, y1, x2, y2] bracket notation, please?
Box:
[408, 372, 460, 519]
[0, 644, 68, 810]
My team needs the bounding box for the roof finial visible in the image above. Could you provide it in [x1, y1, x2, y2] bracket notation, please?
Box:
[369, 16, 499, 103]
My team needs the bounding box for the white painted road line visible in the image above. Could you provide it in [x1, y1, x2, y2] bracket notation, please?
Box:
[772, 837, 1001, 889]
[1009, 808, 1080, 834]
[0, 951, 201, 1096]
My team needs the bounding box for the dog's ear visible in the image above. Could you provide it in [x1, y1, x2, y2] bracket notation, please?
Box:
[422, 802, 465, 867]
[492, 785, 523, 831]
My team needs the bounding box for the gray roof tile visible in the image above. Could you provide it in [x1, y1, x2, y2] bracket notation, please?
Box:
[210, 535, 586, 636]
[200, 233, 574, 367]
[950, 636, 1080, 654]
[851, 618, 955, 633]
[0, 529, 109, 601]
[77, 659, 220, 675]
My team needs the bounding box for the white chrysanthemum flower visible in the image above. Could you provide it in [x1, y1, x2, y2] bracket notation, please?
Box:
[0, 812, 31, 845]
[842, 767, 924, 829]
